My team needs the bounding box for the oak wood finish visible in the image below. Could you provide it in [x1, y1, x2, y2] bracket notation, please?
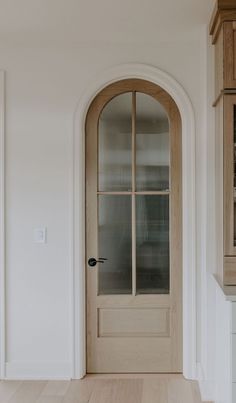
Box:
[215, 26, 224, 100]
[210, 0, 236, 44]
[224, 22, 236, 89]
[210, 0, 236, 101]
[131, 92, 137, 297]
[215, 96, 224, 283]
[85, 79, 182, 373]
[223, 95, 236, 284]
[212, 21, 236, 100]
[98, 307, 170, 337]
[224, 256, 236, 284]
[224, 95, 236, 256]
[211, 1, 236, 285]
[0, 377, 206, 403]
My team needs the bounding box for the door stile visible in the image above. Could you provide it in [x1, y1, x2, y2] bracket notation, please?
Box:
[132, 91, 136, 296]
[132, 194, 136, 296]
[132, 91, 136, 192]
[169, 105, 182, 371]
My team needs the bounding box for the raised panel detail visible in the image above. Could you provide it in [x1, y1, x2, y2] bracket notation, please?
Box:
[98, 308, 170, 337]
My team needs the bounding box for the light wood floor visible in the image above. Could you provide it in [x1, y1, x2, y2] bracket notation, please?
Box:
[0, 374, 210, 403]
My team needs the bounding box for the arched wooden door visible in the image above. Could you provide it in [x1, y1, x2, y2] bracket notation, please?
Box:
[85, 79, 182, 373]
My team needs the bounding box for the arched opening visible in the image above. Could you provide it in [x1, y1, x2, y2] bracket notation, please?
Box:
[72, 64, 196, 379]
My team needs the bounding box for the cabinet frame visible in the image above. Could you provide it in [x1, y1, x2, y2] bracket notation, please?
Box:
[224, 95, 236, 255]
[211, 1, 236, 286]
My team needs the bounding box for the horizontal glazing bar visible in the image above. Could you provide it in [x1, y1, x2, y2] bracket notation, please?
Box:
[97, 191, 170, 195]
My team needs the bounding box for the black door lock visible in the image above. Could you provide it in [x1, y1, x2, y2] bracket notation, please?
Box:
[88, 257, 108, 267]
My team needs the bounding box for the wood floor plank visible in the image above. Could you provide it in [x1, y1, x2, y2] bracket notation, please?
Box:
[0, 381, 22, 403]
[89, 379, 143, 403]
[62, 379, 97, 403]
[8, 381, 46, 403]
[190, 380, 202, 403]
[36, 397, 63, 403]
[167, 379, 194, 403]
[41, 381, 70, 397]
[112, 379, 143, 403]
[0, 377, 204, 403]
[88, 380, 115, 403]
[141, 379, 168, 403]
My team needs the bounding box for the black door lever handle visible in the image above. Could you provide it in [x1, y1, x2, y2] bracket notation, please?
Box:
[88, 257, 108, 267]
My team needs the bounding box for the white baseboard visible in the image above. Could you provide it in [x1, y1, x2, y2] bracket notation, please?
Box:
[197, 362, 215, 402]
[4, 361, 72, 380]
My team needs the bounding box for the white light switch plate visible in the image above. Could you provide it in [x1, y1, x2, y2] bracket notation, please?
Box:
[34, 227, 47, 244]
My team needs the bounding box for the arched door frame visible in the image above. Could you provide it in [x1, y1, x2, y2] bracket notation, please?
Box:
[72, 64, 197, 379]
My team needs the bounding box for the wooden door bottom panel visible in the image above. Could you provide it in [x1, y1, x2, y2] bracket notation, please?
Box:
[87, 338, 181, 373]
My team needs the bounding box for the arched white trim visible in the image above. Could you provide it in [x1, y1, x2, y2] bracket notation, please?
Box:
[72, 64, 197, 379]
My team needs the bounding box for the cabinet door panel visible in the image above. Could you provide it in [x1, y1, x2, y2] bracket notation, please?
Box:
[224, 22, 236, 89]
[224, 95, 236, 258]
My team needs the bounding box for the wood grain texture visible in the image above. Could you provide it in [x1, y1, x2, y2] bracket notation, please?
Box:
[224, 95, 236, 260]
[210, 0, 236, 37]
[224, 256, 236, 284]
[167, 378, 194, 403]
[210, 1, 236, 45]
[141, 378, 168, 403]
[41, 381, 70, 397]
[224, 22, 236, 89]
[37, 397, 63, 403]
[0, 381, 22, 402]
[7, 381, 46, 403]
[85, 79, 182, 373]
[98, 308, 170, 337]
[215, 26, 224, 99]
[62, 379, 97, 403]
[131, 92, 137, 297]
[223, 95, 236, 284]
[0, 377, 204, 403]
[213, 21, 236, 100]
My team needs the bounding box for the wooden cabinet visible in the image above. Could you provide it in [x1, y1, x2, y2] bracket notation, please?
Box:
[213, 21, 236, 99]
[211, 1, 236, 285]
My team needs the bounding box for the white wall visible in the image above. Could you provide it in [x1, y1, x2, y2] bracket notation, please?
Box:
[0, 31, 210, 378]
[197, 22, 232, 403]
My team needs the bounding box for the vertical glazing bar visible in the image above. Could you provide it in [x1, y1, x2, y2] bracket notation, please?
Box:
[132, 92, 136, 295]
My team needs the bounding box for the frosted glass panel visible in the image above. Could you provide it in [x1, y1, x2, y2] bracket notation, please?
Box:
[136, 195, 170, 294]
[99, 93, 132, 191]
[98, 195, 132, 294]
[136, 93, 170, 191]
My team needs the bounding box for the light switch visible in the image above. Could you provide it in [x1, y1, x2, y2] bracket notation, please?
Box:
[34, 227, 47, 244]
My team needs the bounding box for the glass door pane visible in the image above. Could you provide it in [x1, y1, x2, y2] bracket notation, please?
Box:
[98, 195, 132, 294]
[98, 93, 132, 191]
[136, 93, 170, 191]
[97, 90, 171, 296]
[136, 195, 170, 294]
